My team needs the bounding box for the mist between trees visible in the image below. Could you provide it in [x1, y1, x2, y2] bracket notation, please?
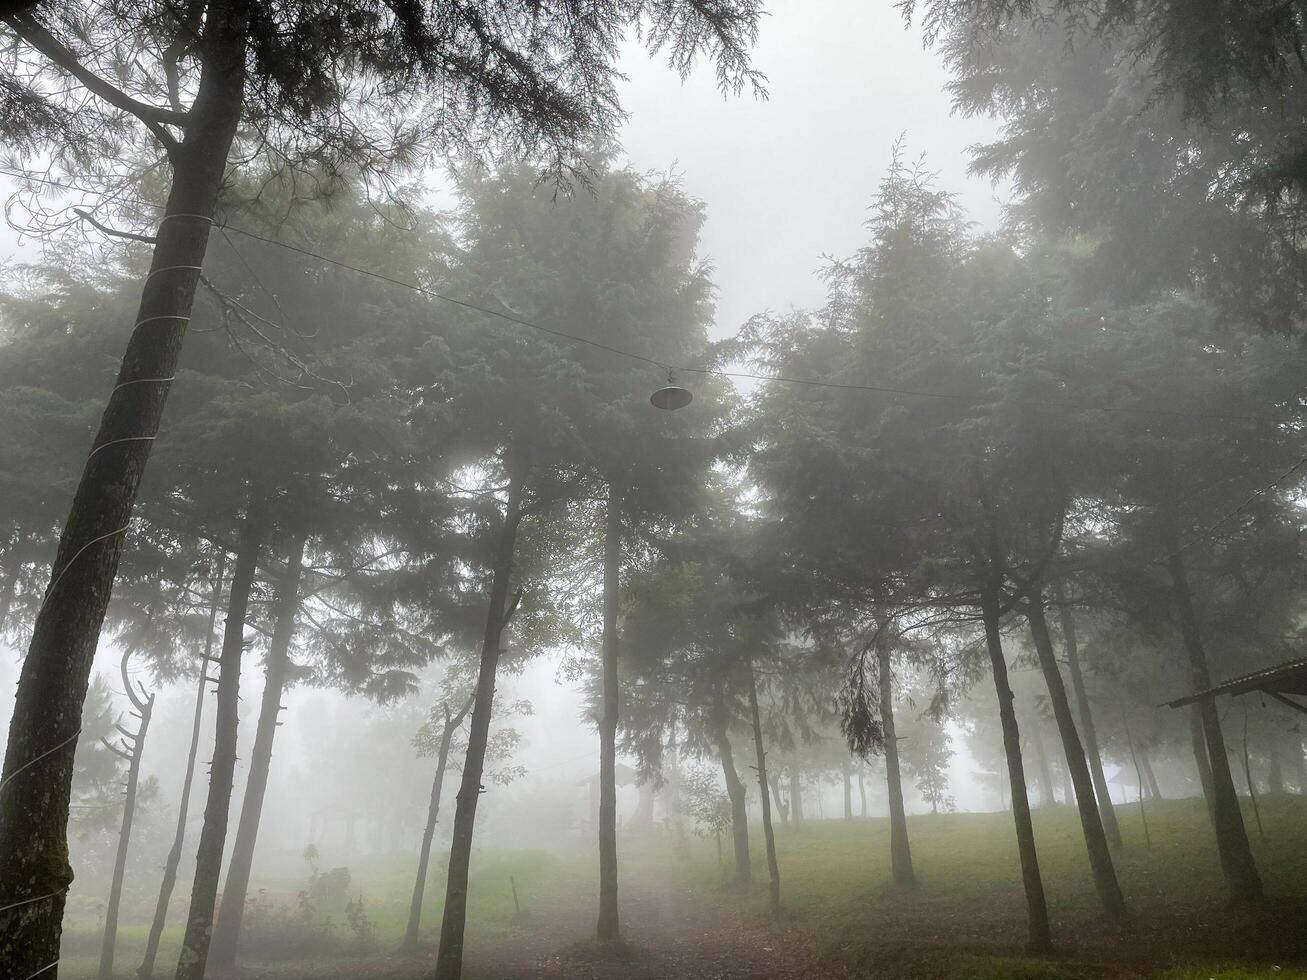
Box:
[2, 2, 1307, 979]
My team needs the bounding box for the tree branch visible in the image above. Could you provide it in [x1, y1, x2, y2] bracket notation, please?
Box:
[75, 208, 157, 244]
[9, 12, 187, 153]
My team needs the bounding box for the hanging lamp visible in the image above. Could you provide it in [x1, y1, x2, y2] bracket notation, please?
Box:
[650, 370, 692, 411]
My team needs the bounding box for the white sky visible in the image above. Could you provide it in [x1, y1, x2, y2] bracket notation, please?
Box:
[614, 0, 1005, 338]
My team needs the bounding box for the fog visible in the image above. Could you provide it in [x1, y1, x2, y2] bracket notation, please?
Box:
[2, 2, 1307, 979]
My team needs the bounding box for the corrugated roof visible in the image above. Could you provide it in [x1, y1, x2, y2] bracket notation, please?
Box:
[1165, 655, 1307, 709]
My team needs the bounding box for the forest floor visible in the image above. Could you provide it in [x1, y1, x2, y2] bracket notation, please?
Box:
[63, 795, 1307, 979]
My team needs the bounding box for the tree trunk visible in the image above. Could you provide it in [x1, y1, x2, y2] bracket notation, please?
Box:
[1164, 517, 1263, 905]
[0, 10, 249, 972]
[1140, 749, 1163, 801]
[99, 655, 155, 980]
[403, 695, 473, 951]
[769, 775, 788, 826]
[1054, 585, 1122, 847]
[435, 473, 524, 980]
[746, 658, 780, 912]
[841, 760, 853, 821]
[175, 492, 267, 980]
[711, 705, 751, 885]
[1239, 710, 1266, 842]
[1189, 706, 1217, 821]
[789, 764, 804, 826]
[1266, 733, 1285, 795]
[209, 530, 307, 969]
[596, 481, 622, 942]
[1121, 712, 1151, 849]
[1032, 726, 1056, 808]
[857, 764, 867, 818]
[981, 583, 1051, 953]
[877, 631, 916, 885]
[139, 556, 226, 979]
[1027, 594, 1127, 921]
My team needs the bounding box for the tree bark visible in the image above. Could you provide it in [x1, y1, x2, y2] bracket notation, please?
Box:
[711, 703, 751, 885]
[596, 481, 622, 942]
[139, 556, 225, 979]
[857, 764, 867, 818]
[1026, 594, 1127, 921]
[1164, 515, 1263, 905]
[435, 472, 524, 980]
[746, 657, 780, 912]
[175, 492, 268, 980]
[403, 695, 473, 951]
[0, 8, 249, 973]
[1054, 585, 1123, 847]
[876, 630, 916, 885]
[209, 530, 307, 969]
[980, 582, 1051, 953]
[99, 654, 155, 980]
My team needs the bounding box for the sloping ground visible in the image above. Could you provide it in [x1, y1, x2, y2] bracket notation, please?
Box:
[64, 795, 1307, 978]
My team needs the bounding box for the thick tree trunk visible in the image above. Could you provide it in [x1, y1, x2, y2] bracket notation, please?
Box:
[0, 10, 249, 972]
[1026, 594, 1127, 921]
[981, 584, 1051, 953]
[711, 706, 751, 884]
[403, 695, 473, 951]
[435, 474, 524, 980]
[857, 764, 867, 818]
[176, 493, 268, 980]
[1054, 586, 1123, 847]
[877, 632, 916, 885]
[99, 655, 155, 980]
[139, 556, 226, 978]
[1165, 519, 1263, 905]
[209, 531, 307, 969]
[746, 658, 780, 912]
[596, 481, 622, 942]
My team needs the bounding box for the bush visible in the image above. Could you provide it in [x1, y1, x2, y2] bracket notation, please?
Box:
[237, 889, 342, 961]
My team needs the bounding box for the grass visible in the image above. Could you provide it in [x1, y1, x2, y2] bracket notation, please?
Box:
[59, 794, 1307, 978]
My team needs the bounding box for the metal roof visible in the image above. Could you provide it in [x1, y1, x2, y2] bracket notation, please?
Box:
[1166, 655, 1307, 711]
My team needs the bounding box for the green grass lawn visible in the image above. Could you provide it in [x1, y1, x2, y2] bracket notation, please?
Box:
[60, 794, 1307, 978]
